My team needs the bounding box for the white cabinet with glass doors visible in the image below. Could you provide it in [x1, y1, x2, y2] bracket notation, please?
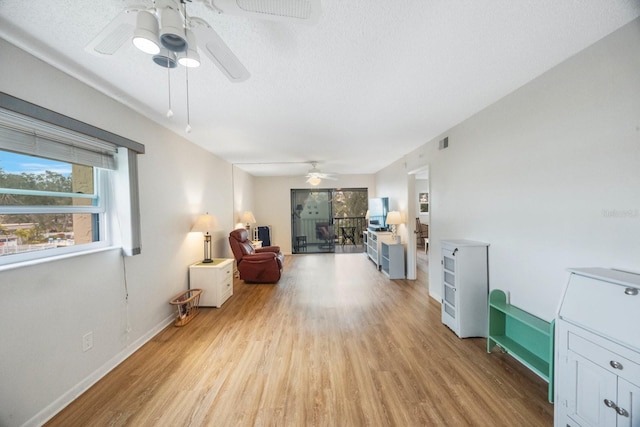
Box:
[441, 239, 489, 338]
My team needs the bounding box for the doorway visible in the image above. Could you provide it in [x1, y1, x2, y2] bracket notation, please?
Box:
[407, 166, 429, 280]
[290, 188, 368, 254]
[415, 170, 429, 272]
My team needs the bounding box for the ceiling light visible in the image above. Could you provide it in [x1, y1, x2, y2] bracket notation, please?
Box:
[177, 30, 200, 67]
[152, 48, 178, 68]
[308, 177, 321, 186]
[132, 10, 160, 54]
[160, 7, 188, 52]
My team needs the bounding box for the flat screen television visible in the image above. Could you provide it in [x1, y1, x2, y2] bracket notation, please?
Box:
[368, 197, 389, 231]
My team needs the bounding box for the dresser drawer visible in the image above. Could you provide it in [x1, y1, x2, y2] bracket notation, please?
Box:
[559, 274, 640, 350]
[218, 263, 233, 281]
[220, 279, 233, 302]
[568, 331, 640, 386]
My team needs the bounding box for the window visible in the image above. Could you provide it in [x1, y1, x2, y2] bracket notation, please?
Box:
[0, 150, 110, 261]
[0, 93, 145, 266]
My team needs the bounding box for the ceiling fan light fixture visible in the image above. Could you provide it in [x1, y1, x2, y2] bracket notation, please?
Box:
[177, 30, 201, 67]
[308, 176, 321, 186]
[160, 7, 188, 52]
[132, 10, 160, 54]
[152, 48, 178, 68]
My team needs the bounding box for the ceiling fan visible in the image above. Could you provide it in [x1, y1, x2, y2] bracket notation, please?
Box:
[306, 161, 337, 186]
[85, 0, 322, 82]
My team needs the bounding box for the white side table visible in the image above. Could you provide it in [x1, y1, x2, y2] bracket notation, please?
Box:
[189, 258, 234, 308]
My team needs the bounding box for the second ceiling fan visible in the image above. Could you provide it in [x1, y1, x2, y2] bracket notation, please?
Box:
[306, 162, 337, 186]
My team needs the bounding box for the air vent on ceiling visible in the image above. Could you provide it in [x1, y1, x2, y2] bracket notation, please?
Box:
[236, 0, 314, 19]
[439, 137, 449, 150]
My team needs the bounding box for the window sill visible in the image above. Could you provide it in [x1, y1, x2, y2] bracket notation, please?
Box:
[0, 245, 122, 272]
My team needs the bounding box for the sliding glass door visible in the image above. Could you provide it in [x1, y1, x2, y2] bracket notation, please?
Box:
[291, 188, 368, 254]
[291, 189, 334, 253]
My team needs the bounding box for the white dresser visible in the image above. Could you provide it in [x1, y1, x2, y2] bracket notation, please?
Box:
[189, 258, 234, 308]
[555, 268, 640, 427]
[440, 239, 489, 338]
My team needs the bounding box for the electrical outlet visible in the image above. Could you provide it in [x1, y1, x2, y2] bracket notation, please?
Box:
[82, 332, 93, 352]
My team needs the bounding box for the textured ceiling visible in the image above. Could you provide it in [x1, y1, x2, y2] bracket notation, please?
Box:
[1, 1, 639, 178]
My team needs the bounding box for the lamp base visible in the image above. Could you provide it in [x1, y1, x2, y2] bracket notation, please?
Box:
[202, 258, 213, 263]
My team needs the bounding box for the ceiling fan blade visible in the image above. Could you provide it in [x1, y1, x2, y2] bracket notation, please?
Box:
[191, 17, 250, 82]
[84, 7, 142, 56]
[209, 0, 322, 24]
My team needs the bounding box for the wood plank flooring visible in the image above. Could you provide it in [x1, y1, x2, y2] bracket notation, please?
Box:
[47, 254, 553, 426]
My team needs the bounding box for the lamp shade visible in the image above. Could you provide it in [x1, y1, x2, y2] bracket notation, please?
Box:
[152, 48, 177, 68]
[386, 211, 402, 225]
[191, 213, 218, 233]
[241, 211, 256, 224]
[132, 10, 160, 54]
[177, 29, 200, 67]
[160, 7, 188, 52]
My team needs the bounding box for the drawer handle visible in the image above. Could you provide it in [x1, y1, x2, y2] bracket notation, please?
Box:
[616, 406, 629, 417]
[610, 360, 623, 370]
[624, 287, 638, 296]
[603, 399, 630, 417]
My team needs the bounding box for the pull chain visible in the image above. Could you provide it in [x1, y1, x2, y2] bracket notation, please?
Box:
[185, 65, 191, 133]
[166, 63, 174, 118]
[184, 0, 191, 133]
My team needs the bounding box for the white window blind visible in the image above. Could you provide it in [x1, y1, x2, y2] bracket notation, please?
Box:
[0, 108, 117, 169]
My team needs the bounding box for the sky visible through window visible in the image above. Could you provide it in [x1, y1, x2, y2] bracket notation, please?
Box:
[0, 151, 72, 176]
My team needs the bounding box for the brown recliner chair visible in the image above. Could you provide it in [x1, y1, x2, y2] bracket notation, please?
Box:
[228, 228, 284, 283]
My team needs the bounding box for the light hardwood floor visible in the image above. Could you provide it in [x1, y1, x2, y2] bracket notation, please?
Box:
[47, 254, 553, 426]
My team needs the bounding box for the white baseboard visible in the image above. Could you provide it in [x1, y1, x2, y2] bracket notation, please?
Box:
[23, 314, 175, 427]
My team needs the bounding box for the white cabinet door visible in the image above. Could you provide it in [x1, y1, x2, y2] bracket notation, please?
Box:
[566, 350, 618, 427]
[441, 247, 458, 333]
[616, 378, 640, 427]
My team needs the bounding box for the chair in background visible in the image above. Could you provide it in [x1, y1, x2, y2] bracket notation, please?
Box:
[340, 226, 356, 246]
[229, 228, 284, 283]
[256, 225, 272, 247]
[415, 218, 429, 253]
[295, 235, 307, 252]
[315, 222, 335, 250]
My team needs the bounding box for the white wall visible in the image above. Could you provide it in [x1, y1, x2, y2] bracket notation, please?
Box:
[375, 159, 411, 244]
[0, 40, 235, 426]
[232, 165, 256, 228]
[400, 18, 640, 320]
[254, 175, 376, 253]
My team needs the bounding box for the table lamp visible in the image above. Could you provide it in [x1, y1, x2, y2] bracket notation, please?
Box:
[191, 213, 217, 263]
[386, 211, 402, 243]
[241, 211, 256, 234]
